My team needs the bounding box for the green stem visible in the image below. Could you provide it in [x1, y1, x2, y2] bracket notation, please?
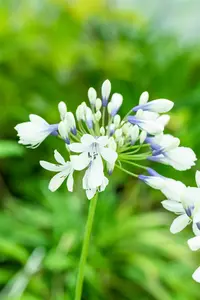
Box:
[116, 163, 138, 177]
[119, 159, 148, 170]
[75, 193, 98, 300]
[102, 107, 106, 127]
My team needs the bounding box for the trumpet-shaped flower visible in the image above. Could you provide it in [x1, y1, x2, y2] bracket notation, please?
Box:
[132, 92, 174, 113]
[147, 134, 196, 171]
[15, 114, 58, 148]
[40, 150, 74, 192]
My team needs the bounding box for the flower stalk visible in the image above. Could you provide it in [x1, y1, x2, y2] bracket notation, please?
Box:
[75, 192, 98, 300]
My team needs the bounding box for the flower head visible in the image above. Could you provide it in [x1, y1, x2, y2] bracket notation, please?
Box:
[15, 80, 196, 201]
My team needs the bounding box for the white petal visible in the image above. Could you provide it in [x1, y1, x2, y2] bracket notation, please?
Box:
[69, 143, 87, 153]
[143, 99, 174, 113]
[158, 134, 180, 151]
[192, 267, 200, 283]
[100, 147, 118, 164]
[40, 160, 65, 172]
[143, 176, 165, 190]
[97, 136, 109, 147]
[48, 172, 67, 192]
[86, 188, 96, 200]
[166, 147, 197, 171]
[182, 187, 200, 210]
[196, 171, 200, 188]
[29, 114, 48, 126]
[188, 236, 200, 251]
[67, 173, 74, 192]
[139, 91, 149, 105]
[99, 176, 109, 192]
[161, 179, 186, 202]
[70, 152, 90, 171]
[81, 134, 96, 146]
[54, 150, 65, 165]
[140, 130, 147, 144]
[139, 120, 164, 135]
[138, 111, 159, 121]
[87, 155, 104, 189]
[157, 115, 170, 127]
[161, 200, 184, 213]
[192, 223, 200, 236]
[170, 214, 190, 234]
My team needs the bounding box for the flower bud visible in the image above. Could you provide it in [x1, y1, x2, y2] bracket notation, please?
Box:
[102, 79, 111, 107]
[58, 121, 70, 144]
[66, 112, 77, 135]
[109, 124, 115, 136]
[88, 87, 97, 106]
[95, 111, 101, 122]
[100, 126, 105, 135]
[96, 98, 102, 111]
[86, 107, 93, 129]
[115, 128, 122, 139]
[110, 93, 123, 116]
[114, 115, 121, 127]
[139, 91, 149, 105]
[58, 101, 67, 121]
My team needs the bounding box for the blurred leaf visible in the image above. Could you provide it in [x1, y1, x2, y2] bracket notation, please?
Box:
[0, 141, 24, 158]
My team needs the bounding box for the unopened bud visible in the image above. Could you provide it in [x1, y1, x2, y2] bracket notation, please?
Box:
[88, 87, 97, 106]
[58, 101, 67, 121]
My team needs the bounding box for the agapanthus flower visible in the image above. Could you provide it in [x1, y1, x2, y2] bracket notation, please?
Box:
[147, 134, 196, 171]
[15, 114, 58, 148]
[15, 80, 200, 286]
[15, 80, 196, 201]
[40, 150, 74, 192]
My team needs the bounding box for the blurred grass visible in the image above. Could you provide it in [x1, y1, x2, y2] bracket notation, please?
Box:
[0, 0, 200, 299]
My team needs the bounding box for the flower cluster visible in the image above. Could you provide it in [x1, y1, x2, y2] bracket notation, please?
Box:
[15, 80, 199, 282]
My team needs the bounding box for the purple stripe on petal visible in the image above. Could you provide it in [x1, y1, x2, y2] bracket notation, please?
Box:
[147, 168, 162, 177]
[127, 116, 141, 125]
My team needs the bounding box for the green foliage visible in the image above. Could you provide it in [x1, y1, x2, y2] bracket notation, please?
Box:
[0, 187, 199, 300]
[0, 0, 200, 299]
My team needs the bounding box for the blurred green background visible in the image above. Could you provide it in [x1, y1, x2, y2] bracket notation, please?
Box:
[1, 0, 200, 299]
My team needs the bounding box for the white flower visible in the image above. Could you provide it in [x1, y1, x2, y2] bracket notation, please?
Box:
[162, 186, 200, 234]
[147, 134, 197, 171]
[133, 92, 174, 113]
[15, 114, 58, 148]
[188, 236, 200, 283]
[40, 150, 74, 192]
[128, 110, 164, 135]
[69, 134, 118, 189]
